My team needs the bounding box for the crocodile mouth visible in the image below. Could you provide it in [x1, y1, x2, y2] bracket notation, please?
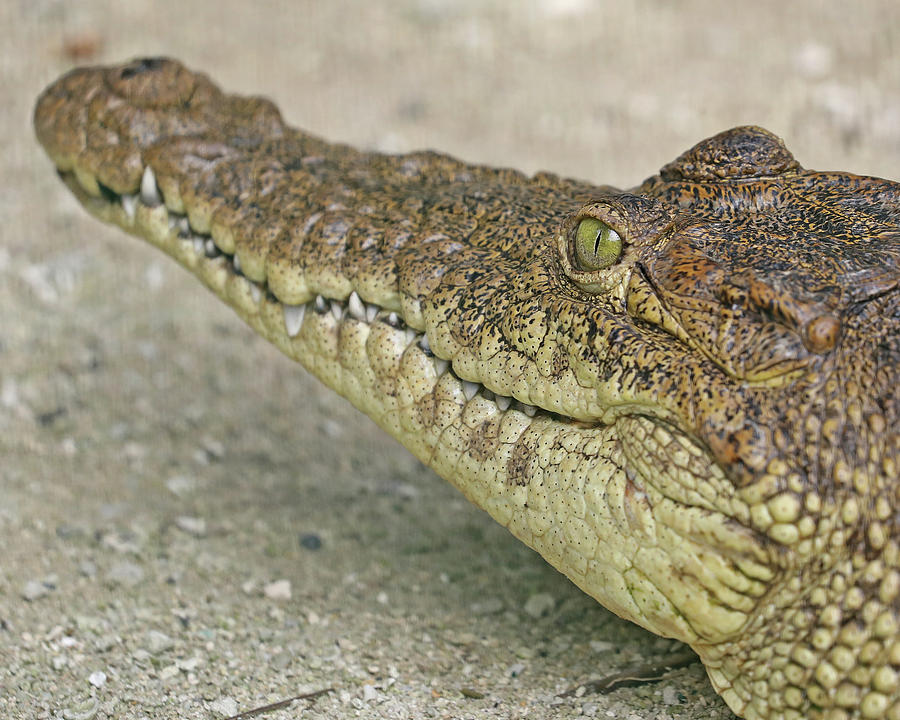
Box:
[71, 164, 550, 423]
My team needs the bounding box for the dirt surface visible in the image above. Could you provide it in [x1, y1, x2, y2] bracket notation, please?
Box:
[3, 2, 899, 719]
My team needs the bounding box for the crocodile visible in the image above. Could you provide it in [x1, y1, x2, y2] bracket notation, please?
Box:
[33, 58, 898, 720]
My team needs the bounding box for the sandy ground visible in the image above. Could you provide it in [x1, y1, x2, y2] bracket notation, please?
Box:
[2, 2, 899, 719]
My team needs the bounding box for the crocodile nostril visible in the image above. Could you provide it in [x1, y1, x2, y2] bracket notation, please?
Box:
[107, 57, 196, 108]
[119, 57, 167, 80]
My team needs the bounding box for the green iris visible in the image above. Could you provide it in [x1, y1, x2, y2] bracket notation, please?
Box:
[574, 217, 623, 271]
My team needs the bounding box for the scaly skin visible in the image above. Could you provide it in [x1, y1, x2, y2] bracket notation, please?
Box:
[34, 58, 899, 720]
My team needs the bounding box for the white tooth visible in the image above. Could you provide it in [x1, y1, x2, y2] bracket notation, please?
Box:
[249, 284, 261, 304]
[520, 403, 537, 417]
[462, 381, 479, 401]
[330, 300, 343, 321]
[204, 239, 217, 256]
[434, 359, 449, 376]
[496, 396, 512, 411]
[348, 291, 366, 322]
[283, 304, 306, 337]
[365, 303, 378, 323]
[193, 237, 204, 255]
[140, 166, 162, 206]
[418, 334, 431, 353]
[387, 312, 399, 327]
[121, 194, 137, 220]
[232, 254, 242, 274]
[178, 217, 190, 235]
[404, 329, 417, 346]
[314, 295, 327, 313]
[168, 215, 178, 230]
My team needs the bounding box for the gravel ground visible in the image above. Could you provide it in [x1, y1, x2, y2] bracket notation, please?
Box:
[2, 2, 899, 719]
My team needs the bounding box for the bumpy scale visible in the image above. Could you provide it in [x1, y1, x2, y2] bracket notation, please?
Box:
[34, 58, 899, 720]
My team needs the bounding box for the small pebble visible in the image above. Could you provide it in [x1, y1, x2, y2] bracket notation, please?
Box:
[523, 592, 555, 618]
[56, 523, 82, 539]
[74, 615, 104, 632]
[662, 685, 681, 705]
[470, 597, 504, 615]
[88, 670, 106, 687]
[22, 579, 49, 601]
[362, 684, 378, 702]
[105, 561, 144, 587]
[165, 475, 196, 497]
[271, 651, 292, 670]
[177, 655, 203, 672]
[94, 635, 117, 652]
[201, 437, 225, 460]
[175, 515, 206, 537]
[209, 697, 239, 718]
[445, 631, 477, 646]
[320, 419, 343, 438]
[61, 697, 99, 720]
[589, 640, 616, 654]
[299, 532, 322, 550]
[264, 579, 292, 600]
[145, 630, 174, 655]
[159, 664, 180, 680]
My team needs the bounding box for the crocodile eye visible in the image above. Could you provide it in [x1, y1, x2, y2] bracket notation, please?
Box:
[574, 217, 623, 271]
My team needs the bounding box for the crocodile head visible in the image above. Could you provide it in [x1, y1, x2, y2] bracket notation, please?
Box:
[34, 58, 899, 719]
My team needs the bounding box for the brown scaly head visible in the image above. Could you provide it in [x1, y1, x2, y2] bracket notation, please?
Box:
[34, 58, 899, 719]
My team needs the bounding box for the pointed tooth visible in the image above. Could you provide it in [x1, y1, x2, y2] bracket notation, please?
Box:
[249, 284, 262, 304]
[519, 403, 537, 417]
[177, 217, 190, 236]
[434, 358, 449, 376]
[461, 381, 479, 401]
[232, 254, 242, 274]
[348, 291, 366, 322]
[314, 295, 328, 313]
[330, 300, 343, 321]
[204, 239, 218, 257]
[192, 237, 204, 255]
[386, 312, 400, 327]
[283, 304, 306, 337]
[121, 194, 137, 220]
[365, 303, 378, 323]
[140, 166, 162, 206]
[418, 334, 431, 353]
[496, 396, 512, 411]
